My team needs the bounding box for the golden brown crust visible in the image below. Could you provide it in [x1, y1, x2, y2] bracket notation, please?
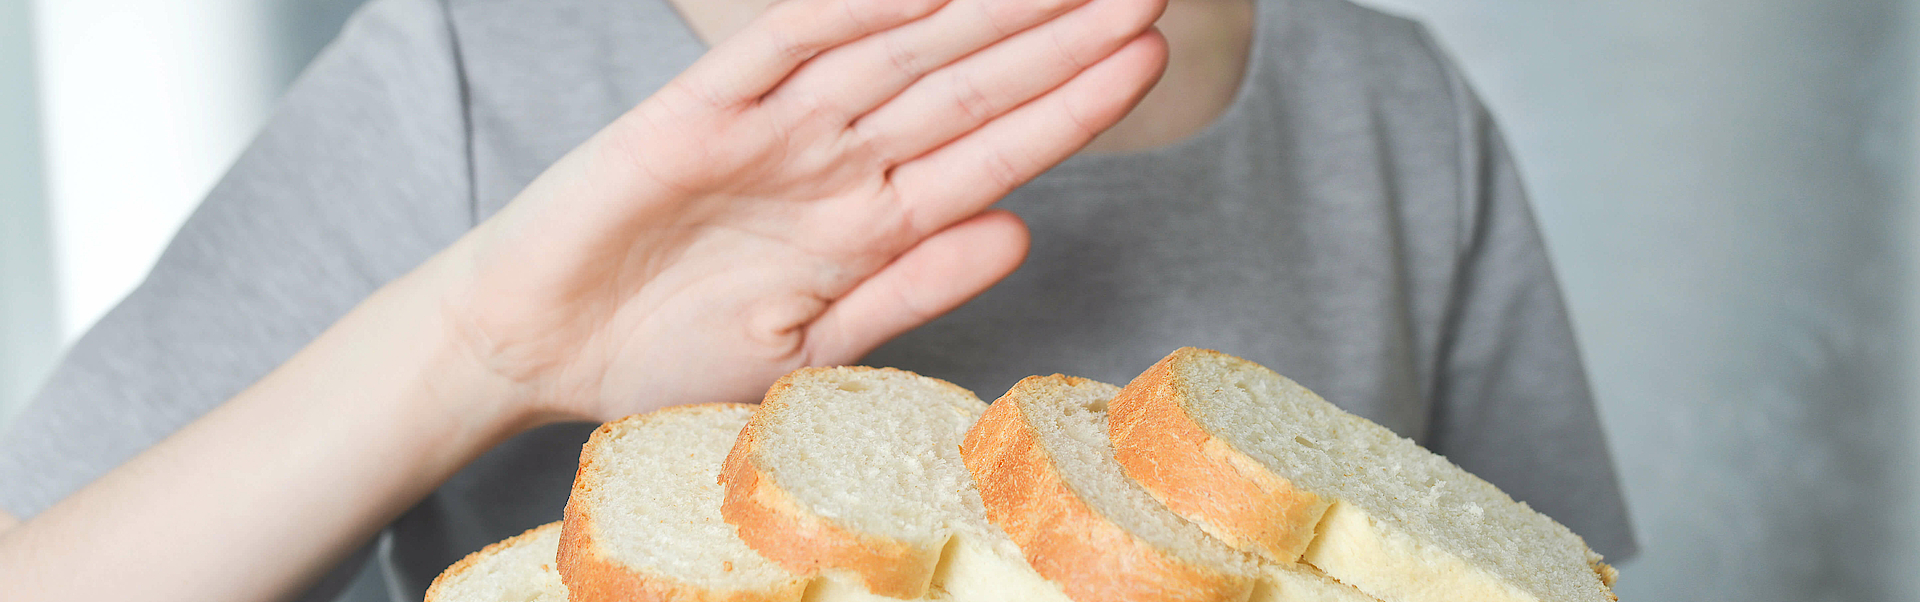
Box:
[717, 369, 941, 599]
[558, 405, 810, 602]
[961, 375, 1254, 602]
[425, 522, 562, 602]
[1592, 561, 1619, 601]
[1118, 348, 1618, 600]
[1109, 348, 1331, 563]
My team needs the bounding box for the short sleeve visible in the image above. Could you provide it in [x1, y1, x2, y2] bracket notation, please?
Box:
[1423, 57, 1639, 560]
[0, 0, 473, 518]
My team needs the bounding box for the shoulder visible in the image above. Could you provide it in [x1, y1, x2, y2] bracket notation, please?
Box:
[329, 0, 456, 54]
[436, 0, 706, 214]
[1263, 0, 1469, 116]
[439, 0, 696, 58]
[1254, 0, 1489, 241]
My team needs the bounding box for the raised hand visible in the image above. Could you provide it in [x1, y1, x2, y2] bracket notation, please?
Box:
[445, 0, 1170, 421]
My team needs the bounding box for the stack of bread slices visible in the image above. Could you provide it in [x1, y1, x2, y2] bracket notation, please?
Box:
[426, 347, 1618, 602]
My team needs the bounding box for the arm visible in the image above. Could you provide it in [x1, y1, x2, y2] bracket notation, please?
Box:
[0, 263, 517, 600]
[0, 0, 1170, 600]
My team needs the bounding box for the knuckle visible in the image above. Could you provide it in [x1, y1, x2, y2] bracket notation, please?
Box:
[1034, 0, 1080, 15]
[766, 27, 815, 62]
[1050, 27, 1090, 71]
[872, 187, 924, 245]
[780, 88, 842, 127]
[1119, 0, 1164, 30]
[756, 8, 824, 63]
[862, 3, 912, 28]
[984, 0, 1071, 31]
[975, 0, 1082, 36]
[893, 0, 949, 23]
[1062, 101, 1101, 139]
[947, 72, 997, 122]
[745, 292, 829, 354]
[981, 149, 1026, 191]
[846, 0, 937, 31]
[844, 125, 896, 167]
[881, 34, 925, 77]
[977, 0, 1025, 36]
[882, 274, 935, 327]
[660, 78, 723, 113]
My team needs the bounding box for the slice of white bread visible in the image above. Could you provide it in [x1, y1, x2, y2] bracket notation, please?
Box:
[558, 403, 811, 602]
[719, 367, 1071, 601]
[962, 374, 1380, 602]
[424, 522, 568, 602]
[1107, 347, 1619, 602]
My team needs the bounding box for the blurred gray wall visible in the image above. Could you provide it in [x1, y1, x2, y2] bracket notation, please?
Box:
[0, 0, 58, 425]
[1359, 0, 1920, 600]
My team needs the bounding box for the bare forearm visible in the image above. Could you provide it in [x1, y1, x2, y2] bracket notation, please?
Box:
[0, 251, 530, 602]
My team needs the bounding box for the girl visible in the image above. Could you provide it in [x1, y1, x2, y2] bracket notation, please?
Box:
[0, 0, 1633, 599]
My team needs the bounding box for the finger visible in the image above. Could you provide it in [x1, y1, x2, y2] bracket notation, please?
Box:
[887, 30, 1167, 235]
[764, 0, 1092, 123]
[667, 0, 951, 109]
[805, 210, 1030, 363]
[851, 0, 1164, 165]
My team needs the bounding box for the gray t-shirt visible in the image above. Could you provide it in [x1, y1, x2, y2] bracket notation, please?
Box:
[0, 0, 1637, 599]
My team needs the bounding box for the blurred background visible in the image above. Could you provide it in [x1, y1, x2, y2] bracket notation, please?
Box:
[2, 0, 1917, 600]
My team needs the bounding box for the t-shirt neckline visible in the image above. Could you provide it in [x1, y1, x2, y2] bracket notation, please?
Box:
[1064, 0, 1273, 165]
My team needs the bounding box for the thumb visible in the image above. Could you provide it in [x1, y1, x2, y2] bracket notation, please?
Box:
[804, 210, 1030, 364]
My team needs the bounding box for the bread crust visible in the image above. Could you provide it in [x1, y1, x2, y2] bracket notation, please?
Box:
[717, 371, 941, 599]
[425, 522, 562, 602]
[1108, 348, 1331, 563]
[1592, 559, 1620, 601]
[961, 375, 1254, 602]
[1115, 348, 1618, 602]
[558, 404, 810, 602]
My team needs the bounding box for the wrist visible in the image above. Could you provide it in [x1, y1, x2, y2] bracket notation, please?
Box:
[422, 246, 563, 438]
[317, 243, 552, 466]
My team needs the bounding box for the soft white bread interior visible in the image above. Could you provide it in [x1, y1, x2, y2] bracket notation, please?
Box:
[1255, 563, 1383, 602]
[424, 522, 568, 602]
[963, 374, 1379, 602]
[558, 403, 811, 602]
[963, 375, 1253, 602]
[719, 367, 1070, 601]
[1108, 347, 1617, 602]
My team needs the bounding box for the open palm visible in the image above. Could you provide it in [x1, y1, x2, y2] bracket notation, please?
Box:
[443, 0, 1168, 421]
